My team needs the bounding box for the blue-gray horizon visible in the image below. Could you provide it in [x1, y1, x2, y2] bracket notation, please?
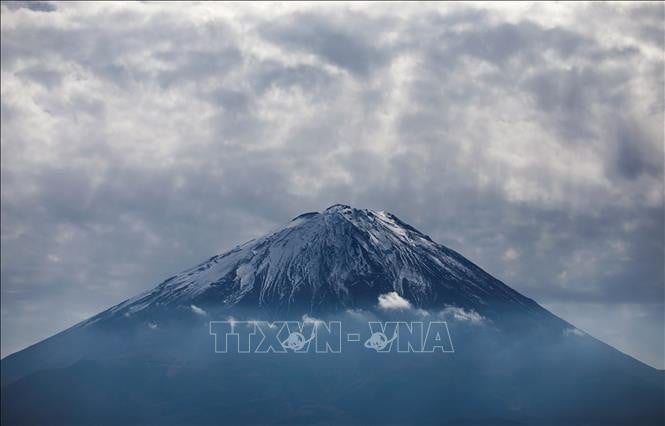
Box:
[1, 2, 663, 369]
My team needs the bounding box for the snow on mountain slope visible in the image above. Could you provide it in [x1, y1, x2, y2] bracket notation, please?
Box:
[86, 204, 544, 324]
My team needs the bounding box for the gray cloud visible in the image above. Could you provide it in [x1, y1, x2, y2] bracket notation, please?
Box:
[260, 11, 396, 77]
[1, 2, 663, 368]
[4, 1, 56, 13]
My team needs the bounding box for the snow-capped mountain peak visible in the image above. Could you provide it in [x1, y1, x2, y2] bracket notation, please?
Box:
[94, 205, 538, 323]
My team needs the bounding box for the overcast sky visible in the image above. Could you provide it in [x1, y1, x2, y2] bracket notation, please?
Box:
[1, 2, 663, 368]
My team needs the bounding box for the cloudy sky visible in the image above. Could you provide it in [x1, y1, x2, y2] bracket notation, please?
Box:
[1, 2, 663, 368]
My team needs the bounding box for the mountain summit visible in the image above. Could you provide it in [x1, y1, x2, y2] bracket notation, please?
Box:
[92, 204, 544, 324]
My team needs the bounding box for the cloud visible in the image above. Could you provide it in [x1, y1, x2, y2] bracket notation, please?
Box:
[441, 307, 486, 325]
[4, 1, 56, 13]
[378, 292, 412, 310]
[0, 2, 662, 368]
[259, 11, 393, 78]
[344, 309, 369, 320]
[502, 248, 519, 262]
[563, 327, 586, 337]
[302, 314, 322, 325]
[190, 304, 207, 316]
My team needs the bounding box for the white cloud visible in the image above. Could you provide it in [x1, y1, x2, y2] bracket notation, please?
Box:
[378, 292, 412, 310]
[503, 248, 520, 261]
[302, 314, 322, 325]
[344, 308, 368, 320]
[190, 304, 207, 316]
[563, 327, 586, 337]
[441, 307, 485, 325]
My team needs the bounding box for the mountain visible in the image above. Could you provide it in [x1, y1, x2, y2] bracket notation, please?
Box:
[89, 204, 545, 322]
[2, 205, 663, 425]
